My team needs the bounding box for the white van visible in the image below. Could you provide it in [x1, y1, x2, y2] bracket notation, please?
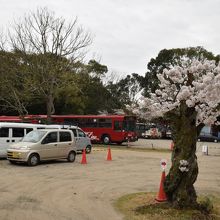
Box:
[0, 122, 52, 158]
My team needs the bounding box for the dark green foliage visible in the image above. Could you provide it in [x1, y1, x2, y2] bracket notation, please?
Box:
[0, 51, 113, 115]
[106, 73, 144, 108]
[0, 51, 33, 115]
[87, 60, 108, 76]
[55, 60, 113, 114]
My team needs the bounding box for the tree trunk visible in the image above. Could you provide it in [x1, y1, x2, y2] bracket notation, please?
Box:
[164, 103, 198, 208]
[46, 94, 55, 124]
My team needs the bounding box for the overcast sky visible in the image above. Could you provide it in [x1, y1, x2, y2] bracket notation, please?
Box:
[1, 0, 220, 76]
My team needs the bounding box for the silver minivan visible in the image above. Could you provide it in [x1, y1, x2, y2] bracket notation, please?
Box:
[49, 125, 92, 153]
[42, 125, 92, 153]
[7, 129, 77, 166]
[68, 126, 92, 153]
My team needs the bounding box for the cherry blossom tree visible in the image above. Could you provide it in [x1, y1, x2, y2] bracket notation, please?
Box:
[136, 57, 220, 208]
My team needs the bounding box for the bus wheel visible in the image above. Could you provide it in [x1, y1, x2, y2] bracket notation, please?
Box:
[102, 135, 110, 145]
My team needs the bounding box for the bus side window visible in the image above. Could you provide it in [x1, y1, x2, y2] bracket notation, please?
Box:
[12, 128, 25, 137]
[84, 118, 98, 127]
[114, 121, 122, 131]
[0, 128, 9, 137]
[98, 118, 112, 128]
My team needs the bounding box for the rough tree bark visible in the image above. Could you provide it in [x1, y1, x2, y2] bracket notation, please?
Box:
[164, 102, 199, 208]
[46, 94, 55, 124]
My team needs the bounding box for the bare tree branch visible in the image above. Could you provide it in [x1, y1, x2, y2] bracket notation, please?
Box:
[5, 7, 92, 121]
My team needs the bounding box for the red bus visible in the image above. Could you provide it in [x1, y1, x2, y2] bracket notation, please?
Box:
[0, 116, 22, 122]
[0, 115, 137, 144]
[51, 115, 137, 144]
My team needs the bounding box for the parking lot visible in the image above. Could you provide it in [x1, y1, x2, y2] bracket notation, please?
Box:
[0, 139, 220, 220]
[131, 138, 220, 156]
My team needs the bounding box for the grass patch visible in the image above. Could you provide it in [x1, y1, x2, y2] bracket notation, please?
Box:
[114, 192, 220, 220]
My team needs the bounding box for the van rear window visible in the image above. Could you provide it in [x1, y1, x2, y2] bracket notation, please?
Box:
[12, 128, 25, 137]
[0, 128, 9, 137]
[26, 128, 33, 134]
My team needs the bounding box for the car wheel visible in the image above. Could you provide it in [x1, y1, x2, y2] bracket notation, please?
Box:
[86, 146, 91, 154]
[27, 154, 39, 166]
[214, 139, 218, 143]
[197, 138, 201, 142]
[67, 151, 76, 162]
[102, 135, 110, 144]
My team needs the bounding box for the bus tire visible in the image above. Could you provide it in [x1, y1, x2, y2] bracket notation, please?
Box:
[102, 135, 111, 145]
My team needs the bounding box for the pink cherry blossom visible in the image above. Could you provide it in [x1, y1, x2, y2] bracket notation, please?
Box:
[136, 58, 220, 126]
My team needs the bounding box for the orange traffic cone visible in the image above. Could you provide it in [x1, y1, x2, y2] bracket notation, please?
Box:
[81, 149, 87, 164]
[170, 141, 174, 151]
[106, 147, 112, 161]
[155, 171, 167, 202]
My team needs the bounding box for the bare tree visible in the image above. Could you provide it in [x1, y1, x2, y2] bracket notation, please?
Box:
[10, 7, 92, 60]
[0, 29, 7, 50]
[0, 87, 29, 116]
[9, 7, 92, 122]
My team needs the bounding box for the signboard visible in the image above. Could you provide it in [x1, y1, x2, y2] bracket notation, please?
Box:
[160, 159, 167, 171]
[85, 132, 99, 141]
[202, 145, 208, 155]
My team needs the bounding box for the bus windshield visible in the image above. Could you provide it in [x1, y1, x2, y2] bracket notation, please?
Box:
[22, 130, 47, 143]
[123, 120, 136, 132]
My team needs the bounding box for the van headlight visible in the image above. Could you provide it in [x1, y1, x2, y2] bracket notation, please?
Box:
[19, 146, 30, 150]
